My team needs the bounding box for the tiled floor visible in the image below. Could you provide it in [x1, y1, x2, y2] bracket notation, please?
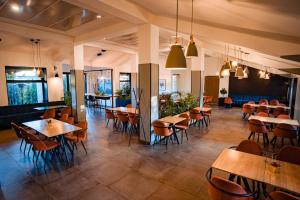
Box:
[0, 107, 268, 200]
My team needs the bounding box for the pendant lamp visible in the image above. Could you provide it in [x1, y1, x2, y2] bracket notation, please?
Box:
[165, 0, 187, 69]
[235, 66, 244, 78]
[186, 0, 198, 57]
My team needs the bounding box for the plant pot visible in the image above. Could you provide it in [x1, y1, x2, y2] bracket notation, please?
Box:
[116, 98, 131, 107]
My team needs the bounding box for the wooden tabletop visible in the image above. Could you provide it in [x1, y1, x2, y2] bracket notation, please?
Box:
[249, 115, 300, 126]
[194, 107, 212, 112]
[23, 118, 81, 137]
[159, 116, 186, 124]
[246, 103, 290, 110]
[212, 148, 300, 194]
[109, 107, 139, 114]
[34, 105, 68, 111]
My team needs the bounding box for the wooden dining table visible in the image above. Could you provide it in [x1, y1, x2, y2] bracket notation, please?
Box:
[211, 148, 300, 194]
[193, 107, 212, 127]
[159, 116, 186, 144]
[246, 103, 290, 110]
[23, 118, 82, 160]
[109, 107, 139, 114]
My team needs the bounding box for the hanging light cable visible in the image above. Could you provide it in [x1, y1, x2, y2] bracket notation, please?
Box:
[186, 0, 198, 57]
[165, 0, 187, 69]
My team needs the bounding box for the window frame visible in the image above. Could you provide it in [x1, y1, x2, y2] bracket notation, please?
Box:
[5, 66, 48, 105]
[119, 72, 131, 91]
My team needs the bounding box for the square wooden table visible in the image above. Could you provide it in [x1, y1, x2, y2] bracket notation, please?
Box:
[109, 107, 139, 114]
[248, 115, 299, 127]
[159, 116, 186, 144]
[211, 148, 300, 194]
[246, 103, 290, 110]
[23, 118, 81, 137]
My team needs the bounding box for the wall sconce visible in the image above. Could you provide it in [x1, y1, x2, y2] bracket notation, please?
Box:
[53, 65, 59, 78]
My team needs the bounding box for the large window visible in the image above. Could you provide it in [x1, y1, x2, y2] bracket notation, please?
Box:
[85, 70, 112, 95]
[5, 67, 48, 105]
[119, 73, 131, 91]
[63, 72, 71, 93]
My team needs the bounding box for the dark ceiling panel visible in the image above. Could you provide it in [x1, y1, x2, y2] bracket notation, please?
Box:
[280, 68, 300, 75]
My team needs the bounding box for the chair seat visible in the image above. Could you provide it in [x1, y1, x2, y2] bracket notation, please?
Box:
[64, 133, 86, 142]
[175, 124, 188, 130]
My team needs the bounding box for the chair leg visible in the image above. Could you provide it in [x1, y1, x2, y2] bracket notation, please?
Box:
[81, 141, 87, 154]
[181, 130, 183, 144]
[248, 132, 254, 140]
[106, 119, 110, 127]
[185, 130, 188, 141]
[165, 136, 169, 151]
[20, 138, 24, 149]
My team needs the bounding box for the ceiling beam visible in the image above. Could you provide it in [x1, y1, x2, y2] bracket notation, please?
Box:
[63, 0, 149, 24]
[85, 41, 137, 54]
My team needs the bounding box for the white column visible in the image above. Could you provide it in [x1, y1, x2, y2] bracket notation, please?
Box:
[71, 45, 86, 122]
[138, 24, 159, 144]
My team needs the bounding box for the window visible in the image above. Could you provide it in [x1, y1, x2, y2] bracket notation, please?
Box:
[84, 70, 112, 95]
[5, 67, 48, 105]
[119, 73, 131, 91]
[63, 72, 71, 93]
[172, 74, 178, 92]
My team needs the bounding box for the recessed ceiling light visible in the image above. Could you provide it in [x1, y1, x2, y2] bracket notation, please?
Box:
[96, 15, 102, 19]
[11, 4, 21, 12]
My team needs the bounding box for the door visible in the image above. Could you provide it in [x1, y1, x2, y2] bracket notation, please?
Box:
[204, 76, 220, 103]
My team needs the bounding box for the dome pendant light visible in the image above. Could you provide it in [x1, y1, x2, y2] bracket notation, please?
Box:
[235, 66, 244, 78]
[165, 0, 187, 70]
[186, 0, 198, 57]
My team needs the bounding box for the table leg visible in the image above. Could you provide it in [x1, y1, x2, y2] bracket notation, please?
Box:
[201, 111, 208, 127]
[171, 125, 180, 144]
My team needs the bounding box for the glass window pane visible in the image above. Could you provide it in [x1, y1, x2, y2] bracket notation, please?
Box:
[7, 82, 45, 105]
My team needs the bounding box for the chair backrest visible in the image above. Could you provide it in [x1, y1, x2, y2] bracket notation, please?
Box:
[256, 112, 269, 117]
[152, 120, 172, 137]
[273, 107, 286, 117]
[74, 121, 88, 138]
[128, 113, 139, 125]
[116, 111, 129, 122]
[242, 104, 253, 114]
[257, 106, 269, 114]
[189, 109, 202, 120]
[60, 114, 69, 122]
[277, 114, 290, 119]
[236, 140, 263, 156]
[259, 99, 268, 105]
[224, 97, 233, 104]
[273, 123, 297, 138]
[105, 109, 115, 119]
[277, 146, 300, 165]
[208, 176, 253, 200]
[270, 99, 280, 106]
[178, 113, 190, 126]
[66, 117, 74, 125]
[126, 104, 132, 108]
[11, 122, 23, 138]
[61, 107, 72, 116]
[248, 101, 255, 104]
[267, 191, 300, 200]
[25, 131, 48, 150]
[248, 119, 268, 133]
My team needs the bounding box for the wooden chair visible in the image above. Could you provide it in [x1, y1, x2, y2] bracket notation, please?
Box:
[276, 146, 300, 165]
[203, 105, 212, 123]
[273, 107, 287, 118]
[248, 119, 269, 147]
[259, 99, 268, 105]
[116, 111, 129, 132]
[40, 109, 55, 119]
[271, 124, 297, 147]
[126, 104, 132, 108]
[266, 191, 300, 200]
[25, 130, 60, 162]
[105, 109, 117, 128]
[175, 113, 190, 143]
[256, 112, 269, 117]
[257, 106, 269, 115]
[189, 108, 204, 128]
[64, 121, 88, 155]
[11, 122, 26, 150]
[242, 104, 254, 119]
[152, 120, 172, 150]
[277, 114, 290, 119]
[128, 113, 139, 146]
[66, 117, 74, 125]
[269, 99, 280, 106]
[224, 97, 233, 108]
[207, 172, 256, 200]
[60, 114, 69, 122]
[60, 107, 72, 117]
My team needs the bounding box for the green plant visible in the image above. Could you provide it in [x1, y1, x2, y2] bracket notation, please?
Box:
[116, 84, 131, 100]
[220, 88, 227, 97]
[64, 91, 72, 107]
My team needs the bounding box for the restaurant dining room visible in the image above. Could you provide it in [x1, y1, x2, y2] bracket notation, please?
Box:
[0, 0, 300, 199]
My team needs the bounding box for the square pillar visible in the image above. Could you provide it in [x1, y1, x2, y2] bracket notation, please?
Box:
[71, 45, 86, 122]
[138, 24, 159, 144]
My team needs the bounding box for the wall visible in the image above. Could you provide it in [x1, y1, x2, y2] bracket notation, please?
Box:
[0, 50, 64, 106]
[204, 56, 229, 97]
[228, 68, 289, 99]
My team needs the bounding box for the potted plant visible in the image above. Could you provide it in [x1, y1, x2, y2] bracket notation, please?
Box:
[116, 84, 131, 107]
[220, 88, 227, 97]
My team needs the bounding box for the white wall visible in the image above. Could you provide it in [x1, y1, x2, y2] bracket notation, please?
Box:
[204, 55, 229, 97]
[0, 50, 64, 106]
